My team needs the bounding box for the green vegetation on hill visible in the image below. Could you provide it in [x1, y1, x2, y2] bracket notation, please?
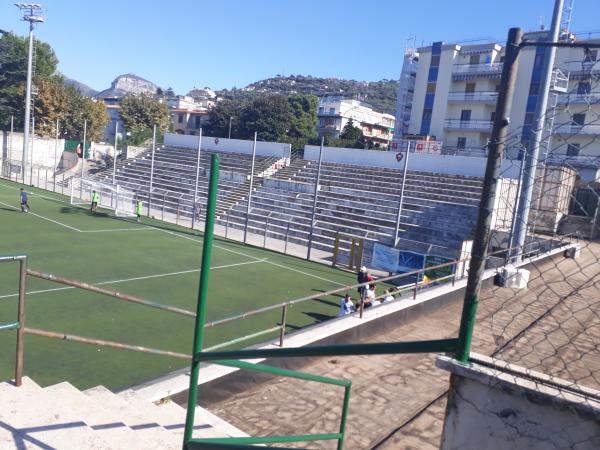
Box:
[216, 75, 398, 115]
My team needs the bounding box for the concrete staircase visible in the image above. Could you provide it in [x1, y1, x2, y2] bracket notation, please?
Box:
[0, 377, 247, 449]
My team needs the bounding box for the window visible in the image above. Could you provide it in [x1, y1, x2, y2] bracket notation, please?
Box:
[178, 114, 183, 124]
[584, 50, 598, 62]
[422, 108, 433, 122]
[469, 54, 480, 65]
[329, 107, 335, 114]
[577, 81, 591, 95]
[534, 53, 544, 67]
[567, 143, 581, 156]
[465, 83, 476, 93]
[430, 54, 440, 67]
[318, 107, 323, 114]
[460, 109, 471, 121]
[495, 84, 501, 92]
[524, 112, 535, 125]
[195, 116, 201, 128]
[490, 111, 496, 123]
[572, 113, 586, 126]
[318, 118, 324, 126]
[529, 82, 540, 95]
[426, 82, 436, 93]
[457, 137, 467, 149]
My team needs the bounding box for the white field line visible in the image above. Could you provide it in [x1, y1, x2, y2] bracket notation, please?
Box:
[0, 200, 82, 232]
[80, 228, 154, 233]
[0, 259, 268, 300]
[0, 181, 344, 287]
[155, 228, 345, 286]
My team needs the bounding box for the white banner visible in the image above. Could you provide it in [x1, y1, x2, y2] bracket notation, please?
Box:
[371, 243, 400, 272]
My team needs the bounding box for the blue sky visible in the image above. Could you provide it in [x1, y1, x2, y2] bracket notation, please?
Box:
[1, 0, 598, 93]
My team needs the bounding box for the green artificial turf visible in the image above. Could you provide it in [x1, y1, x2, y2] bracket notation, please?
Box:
[0, 179, 357, 390]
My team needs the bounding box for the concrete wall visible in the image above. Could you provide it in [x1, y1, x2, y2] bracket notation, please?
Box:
[437, 354, 600, 450]
[1, 131, 65, 168]
[164, 133, 291, 158]
[303, 145, 520, 178]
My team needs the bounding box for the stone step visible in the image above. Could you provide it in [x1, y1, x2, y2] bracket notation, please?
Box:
[0, 378, 113, 450]
[83, 385, 178, 448]
[45, 382, 162, 450]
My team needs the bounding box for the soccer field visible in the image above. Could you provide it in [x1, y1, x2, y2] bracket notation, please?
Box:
[0, 179, 356, 390]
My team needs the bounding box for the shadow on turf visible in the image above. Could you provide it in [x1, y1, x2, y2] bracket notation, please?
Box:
[303, 311, 334, 323]
[60, 206, 110, 218]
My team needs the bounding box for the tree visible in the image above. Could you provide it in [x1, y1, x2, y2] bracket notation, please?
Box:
[33, 77, 69, 137]
[0, 32, 59, 129]
[59, 86, 109, 142]
[119, 94, 170, 133]
[204, 99, 245, 138]
[240, 95, 293, 141]
[285, 94, 317, 149]
[340, 119, 363, 141]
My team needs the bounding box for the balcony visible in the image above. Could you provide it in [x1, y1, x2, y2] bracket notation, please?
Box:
[561, 60, 599, 77]
[544, 153, 600, 167]
[553, 123, 600, 136]
[447, 91, 498, 103]
[452, 62, 503, 80]
[557, 92, 600, 104]
[444, 119, 494, 131]
[317, 111, 340, 117]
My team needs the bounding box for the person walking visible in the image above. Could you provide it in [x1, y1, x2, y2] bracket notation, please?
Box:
[19, 188, 30, 213]
[136, 199, 143, 223]
[90, 190, 100, 212]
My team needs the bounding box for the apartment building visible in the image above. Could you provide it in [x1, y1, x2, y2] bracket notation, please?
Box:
[168, 96, 210, 136]
[316, 96, 395, 148]
[402, 32, 600, 163]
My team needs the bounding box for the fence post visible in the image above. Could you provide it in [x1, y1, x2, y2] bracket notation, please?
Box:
[455, 27, 522, 363]
[61, 173, 65, 194]
[306, 137, 324, 260]
[413, 276, 419, 300]
[243, 132, 257, 243]
[148, 125, 156, 216]
[285, 222, 290, 254]
[9, 115, 13, 181]
[176, 198, 181, 225]
[191, 128, 203, 230]
[263, 218, 268, 247]
[15, 258, 27, 387]
[279, 305, 288, 347]
[183, 153, 220, 445]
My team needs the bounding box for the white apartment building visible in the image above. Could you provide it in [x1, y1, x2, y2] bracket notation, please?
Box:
[402, 32, 600, 164]
[316, 96, 395, 148]
[167, 96, 210, 136]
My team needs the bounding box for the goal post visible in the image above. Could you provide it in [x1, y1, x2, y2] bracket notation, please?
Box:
[70, 178, 137, 217]
[332, 231, 364, 271]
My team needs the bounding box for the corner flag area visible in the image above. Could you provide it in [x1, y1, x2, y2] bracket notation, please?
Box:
[0, 179, 356, 390]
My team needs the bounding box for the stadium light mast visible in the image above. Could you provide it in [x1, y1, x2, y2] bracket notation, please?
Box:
[14, 3, 44, 183]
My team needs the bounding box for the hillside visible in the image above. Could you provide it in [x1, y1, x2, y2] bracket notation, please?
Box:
[64, 78, 98, 97]
[216, 75, 399, 114]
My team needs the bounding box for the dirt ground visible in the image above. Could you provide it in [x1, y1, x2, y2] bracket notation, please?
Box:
[206, 242, 600, 449]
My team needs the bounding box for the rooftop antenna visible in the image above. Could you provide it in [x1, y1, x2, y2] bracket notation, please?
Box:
[540, 15, 545, 30]
[14, 3, 44, 183]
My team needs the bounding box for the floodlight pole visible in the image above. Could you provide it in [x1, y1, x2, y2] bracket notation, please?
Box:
[54, 118, 59, 191]
[191, 128, 203, 229]
[148, 124, 157, 216]
[9, 115, 14, 180]
[243, 132, 257, 243]
[394, 141, 411, 245]
[228, 116, 233, 140]
[29, 115, 35, 184]
[15, 3, 44, 185]
[112, 121, 118, 185]
[306, 137, 324, 261]
[511, 0, 563, 261]
[80, 119, 87, 180]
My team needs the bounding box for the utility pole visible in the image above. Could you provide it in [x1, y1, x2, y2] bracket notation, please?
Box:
[148, 124, 157, 216]
[456, 27, 523, 363]
[512, 0, 564, 260]
[243, 132, 257, 243]
[228, 117, 233, 140]
[14, 3, 44, 183]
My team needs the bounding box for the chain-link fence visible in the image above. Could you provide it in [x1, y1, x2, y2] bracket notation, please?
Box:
[464, 37, 600, 437]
